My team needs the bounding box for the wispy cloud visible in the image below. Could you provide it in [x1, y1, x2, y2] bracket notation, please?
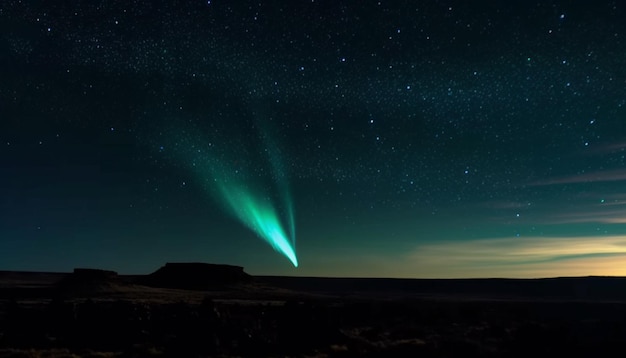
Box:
[475, 190, 626, 226]
[403, 236, 626, 278]
[583, 141, 626, 156]
[547, 209, 626, 224]
[528, 169, 626, 186]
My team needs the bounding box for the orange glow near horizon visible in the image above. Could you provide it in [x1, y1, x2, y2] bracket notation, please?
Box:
[401, 235, 626, 278]
[261, 235, 626, 279]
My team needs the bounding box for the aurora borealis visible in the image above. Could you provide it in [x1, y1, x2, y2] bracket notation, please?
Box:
[1, 1, 626, 277]
[161, 120, 298, 267]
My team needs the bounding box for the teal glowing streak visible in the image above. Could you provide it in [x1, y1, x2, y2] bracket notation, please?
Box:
[162, 122, 298, 267]
[216, 182, 298, 267]
[259, 128, 296, 248]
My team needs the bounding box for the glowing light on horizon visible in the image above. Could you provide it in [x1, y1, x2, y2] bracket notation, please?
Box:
[404, 235, 626, 278]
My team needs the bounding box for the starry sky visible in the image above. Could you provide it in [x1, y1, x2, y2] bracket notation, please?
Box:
[1, 1, 626, 278]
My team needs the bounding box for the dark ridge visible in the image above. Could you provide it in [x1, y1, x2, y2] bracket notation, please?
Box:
[71, 268, 118, 281]
[140, 262, 252, 290]
[256, 276, 626, 301]
[55, 268, 123, 296]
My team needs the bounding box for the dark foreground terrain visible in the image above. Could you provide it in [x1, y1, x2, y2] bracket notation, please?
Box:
[1, 265, 625, 357]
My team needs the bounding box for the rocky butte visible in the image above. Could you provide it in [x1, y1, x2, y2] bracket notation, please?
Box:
[141, 262, 252, 290]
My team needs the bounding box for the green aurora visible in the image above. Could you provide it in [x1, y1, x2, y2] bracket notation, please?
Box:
[163, 123, 298, 267]
[215, 180, 298, 267]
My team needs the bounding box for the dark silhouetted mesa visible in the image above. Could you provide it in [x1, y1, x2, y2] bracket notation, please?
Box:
[141, 262, 252, 290]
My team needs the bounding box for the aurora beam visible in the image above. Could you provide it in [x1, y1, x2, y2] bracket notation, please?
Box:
[257, 126, 297, 249]
[216, 181, 298, 267]
[161, 122, 298, 267]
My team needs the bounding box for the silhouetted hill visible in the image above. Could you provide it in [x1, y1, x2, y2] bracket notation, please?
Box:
[55, 268, 126, 296]
[2, 266, 626, 302]
[256, 276, 626, 301]
[140, 262, 252, 290]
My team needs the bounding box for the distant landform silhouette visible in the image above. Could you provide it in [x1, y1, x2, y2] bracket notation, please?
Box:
[0, 263, 625, 301]
[141, 262, 252, 290]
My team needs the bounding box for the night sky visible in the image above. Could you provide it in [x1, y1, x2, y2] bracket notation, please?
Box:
[2, 1, 626, 278]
